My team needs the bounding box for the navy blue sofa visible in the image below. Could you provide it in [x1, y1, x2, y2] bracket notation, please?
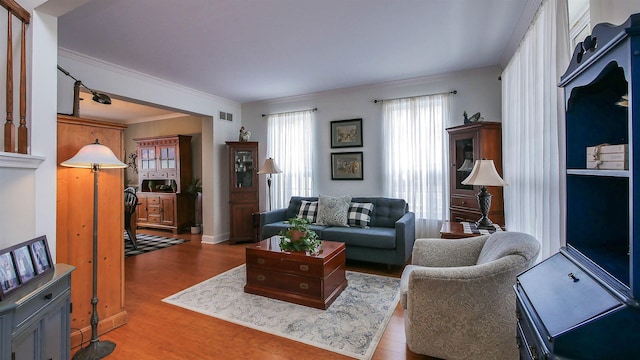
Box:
[258, 196, 416, 267]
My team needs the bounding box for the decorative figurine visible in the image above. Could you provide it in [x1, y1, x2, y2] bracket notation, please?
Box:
[239, 126, 251, 142]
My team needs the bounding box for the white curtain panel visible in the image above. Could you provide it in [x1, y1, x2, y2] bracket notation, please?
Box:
[501, 0, 570, 260]
[382, 94, 450, 238]
[266, 110, 314, 210]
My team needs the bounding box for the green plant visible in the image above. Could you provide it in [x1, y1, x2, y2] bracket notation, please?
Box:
[278, 217, 321, 253]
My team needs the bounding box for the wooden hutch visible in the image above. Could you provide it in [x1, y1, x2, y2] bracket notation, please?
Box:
[446, 122, 504, 226]
[134, 135, 194, 233]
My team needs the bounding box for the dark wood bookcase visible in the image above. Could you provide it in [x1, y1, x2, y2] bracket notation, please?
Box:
[515, 14, 640, 359]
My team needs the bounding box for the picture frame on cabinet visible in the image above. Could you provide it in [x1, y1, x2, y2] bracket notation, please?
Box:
[331, 152, 364, 180]
[13, 245, 36, 283]
[0, 250, 20, 299]
[29, 236, 53, 275]
[331, 119, 363, 148]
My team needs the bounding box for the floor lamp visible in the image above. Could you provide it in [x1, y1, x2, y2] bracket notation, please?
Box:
[461, 159, 507, 229]
[61, 139, 127, 360]
[257, 157, 282, 211]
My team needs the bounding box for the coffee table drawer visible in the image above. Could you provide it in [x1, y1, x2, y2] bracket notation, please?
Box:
[246, 253, 323, 276]
[246, 267, 322, 297]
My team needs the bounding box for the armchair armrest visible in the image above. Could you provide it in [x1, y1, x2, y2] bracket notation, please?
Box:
[411, 235, 489, 267]
[394, 212, 416, 265]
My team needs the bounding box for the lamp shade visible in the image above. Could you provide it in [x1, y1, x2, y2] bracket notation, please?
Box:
[457, 158, 474, 172]
[60, 140, 127, 169]
[461, 160, 507, 186]
[257, 158, 282, 175]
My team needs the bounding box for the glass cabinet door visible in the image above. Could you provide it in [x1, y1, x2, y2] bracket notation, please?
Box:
[139, 147, 156, 170]
[454, 137, 474, 191]
[234, 150, 254, 188]
[159, 146, 177, 170]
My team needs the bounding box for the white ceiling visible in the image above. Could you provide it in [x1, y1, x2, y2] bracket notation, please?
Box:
[58, 0, 535, 118]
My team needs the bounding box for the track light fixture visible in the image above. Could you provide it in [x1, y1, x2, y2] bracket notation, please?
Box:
[57, 65, 112, 117]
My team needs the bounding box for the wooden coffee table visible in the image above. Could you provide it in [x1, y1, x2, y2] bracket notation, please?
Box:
[244, 237, 347, 310]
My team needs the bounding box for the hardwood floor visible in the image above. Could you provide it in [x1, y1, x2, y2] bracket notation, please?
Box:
[73, 229, 431, 359]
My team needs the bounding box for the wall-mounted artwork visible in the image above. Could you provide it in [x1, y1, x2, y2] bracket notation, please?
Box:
[331, 119, 363, 148]
[331, 152, 363, 180]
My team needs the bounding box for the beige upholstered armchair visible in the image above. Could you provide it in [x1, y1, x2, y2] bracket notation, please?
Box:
[401, 231, 540, 360]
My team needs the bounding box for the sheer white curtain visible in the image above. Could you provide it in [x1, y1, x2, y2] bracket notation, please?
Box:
[382, 94, 450, 238]
[265, 110, 314, 209]
[501, 0, 570, 259]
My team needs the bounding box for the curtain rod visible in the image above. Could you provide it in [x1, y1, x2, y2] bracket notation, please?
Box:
[261, 107, 318, 117]
[373, 90, 457, 103]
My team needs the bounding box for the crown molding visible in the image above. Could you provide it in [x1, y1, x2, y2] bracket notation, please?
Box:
[58, 48, 240, 108]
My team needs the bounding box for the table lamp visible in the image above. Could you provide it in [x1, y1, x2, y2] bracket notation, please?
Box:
[61, 139, 127, 360]
[461, 159, 507, 229]
[257, 158, 282, 211]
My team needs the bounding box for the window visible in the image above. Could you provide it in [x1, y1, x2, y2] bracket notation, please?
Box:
[265, 110, 314, 209]
[382, 94, 450, 237]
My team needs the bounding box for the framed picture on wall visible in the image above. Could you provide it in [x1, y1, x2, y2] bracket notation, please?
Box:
[331, 152, 364, 180]
[330, 119, 363, 148]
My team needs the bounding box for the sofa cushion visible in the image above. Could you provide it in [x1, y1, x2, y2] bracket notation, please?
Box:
[316, 195, 352, 226]
[322, 226, 396, 249]
[285, 197, 318, 219]
[348, 202, 374, 228]
[297, 200, 318, 222]
[352, 197, 407, 228]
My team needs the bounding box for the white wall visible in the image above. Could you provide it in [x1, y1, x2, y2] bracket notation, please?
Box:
[241, 66, 502, 210]
[590, 0, 640, 29]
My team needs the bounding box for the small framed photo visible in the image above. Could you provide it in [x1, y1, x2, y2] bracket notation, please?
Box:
[29, 236, 52, 275]
[331, 152, 364, 180]
[0, 251, 20, 299]
[13, 245, 36, 283]
[331, 119, 363, 148]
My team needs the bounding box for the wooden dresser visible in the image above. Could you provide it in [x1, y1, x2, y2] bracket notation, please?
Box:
[56, 115, 128, 348]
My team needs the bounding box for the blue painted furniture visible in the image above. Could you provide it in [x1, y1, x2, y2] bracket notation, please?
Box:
[515, 13, 640, 359]
[258, 196, 416, 267]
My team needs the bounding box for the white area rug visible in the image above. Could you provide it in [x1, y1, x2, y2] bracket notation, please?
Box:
[162, 265, 400, 360]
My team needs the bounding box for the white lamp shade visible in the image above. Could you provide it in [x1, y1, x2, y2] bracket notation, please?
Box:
[60, 140, 127, 169]
[257, 158, 282, 175]
[461, 160, 507, 186]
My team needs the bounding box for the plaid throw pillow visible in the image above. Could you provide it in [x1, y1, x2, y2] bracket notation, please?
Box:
[348, 202, 374, 228]
[297, 200, 318, 222]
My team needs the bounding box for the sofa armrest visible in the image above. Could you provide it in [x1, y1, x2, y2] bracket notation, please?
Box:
[411, 235, 489, 267]
[395, 212, 416, 264]
[258, 209, 287, 236]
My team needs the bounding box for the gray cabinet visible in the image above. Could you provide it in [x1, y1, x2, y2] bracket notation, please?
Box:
[0, 264, 74, 360]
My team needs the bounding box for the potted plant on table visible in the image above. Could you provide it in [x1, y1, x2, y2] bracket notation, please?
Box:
[279, 217, 321, 253]
[186, 178, 202, 234]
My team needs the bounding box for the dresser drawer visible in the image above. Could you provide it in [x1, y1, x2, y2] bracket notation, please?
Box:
[246, 254, 323, 276]
[147, 196, 160, 205]
[149, 171, 168, 179]
[148, 206, 161, 215]
[148, 215, 161, 224]
[14, 275, 70, 328]
[450, 195, 478, 210]
[246, 267, 322, 297]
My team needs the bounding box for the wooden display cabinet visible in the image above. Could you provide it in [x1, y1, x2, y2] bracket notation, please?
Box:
[134, 135, 194, 233]
[226, 141, 259, 244]
[446, 122, 504, 226]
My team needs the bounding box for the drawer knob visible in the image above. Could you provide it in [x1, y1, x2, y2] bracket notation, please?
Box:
[44, 293, 53, 300]
[299, 265, 309, 271]
[257, 275, 265, 281]
[568, 272, 579, 282]
[461, 201, 466, 205]
[299, 283, 309, 290]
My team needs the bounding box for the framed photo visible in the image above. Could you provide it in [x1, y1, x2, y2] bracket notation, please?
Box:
[331, 119, 363, 148]
[13, 245, 35, 283]
[29, 236, 52, 275]
[0, 250, 20, 299]
[331, 152, 364, 180]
